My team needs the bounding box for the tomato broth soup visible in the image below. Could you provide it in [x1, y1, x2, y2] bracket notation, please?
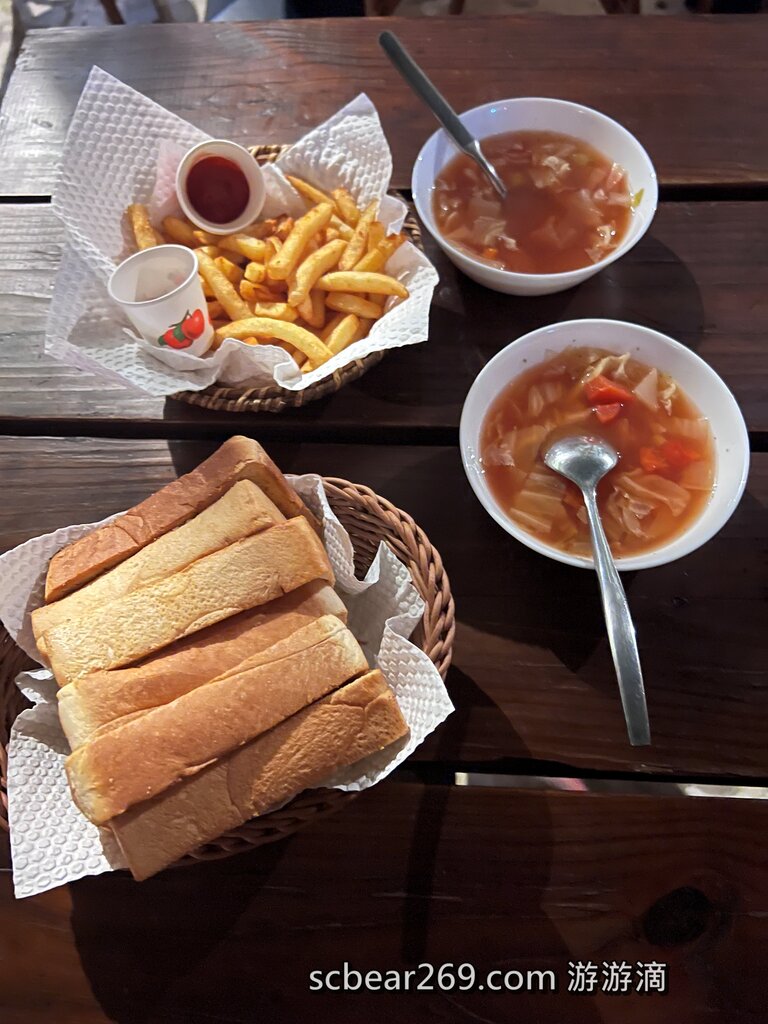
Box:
[433, 130, 636, 274]
[480, 347, 715, 558]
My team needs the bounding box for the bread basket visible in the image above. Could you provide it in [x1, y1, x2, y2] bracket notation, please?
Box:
[0, 477, 455, 870]
[171, 144, 424, 415]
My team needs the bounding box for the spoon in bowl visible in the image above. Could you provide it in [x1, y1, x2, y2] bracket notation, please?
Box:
[379, 30, 507, 201]
[544, 435, 651, 747]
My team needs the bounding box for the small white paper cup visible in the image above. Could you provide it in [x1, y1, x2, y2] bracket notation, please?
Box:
[108, 245, 213, 357]
[176, 139, 266, 235]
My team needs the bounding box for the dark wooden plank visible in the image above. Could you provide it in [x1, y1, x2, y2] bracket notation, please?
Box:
[1, 436, 765, 777]
[1, 17, 767, 197]
[1, 201, 767, 438]
[1, 782, 766, 1023]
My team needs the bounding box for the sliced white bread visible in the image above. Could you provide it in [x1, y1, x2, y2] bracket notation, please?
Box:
[46, 516, 333, 686]
[33, 479, 284, 661]
[111, 670, 408, 880]
[44, 435, 320, 602]
[57, 580, 346, 750]
[66, 614, 368, 824]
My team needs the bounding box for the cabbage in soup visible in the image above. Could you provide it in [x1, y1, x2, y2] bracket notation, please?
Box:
[481, 347, 715, 558]
[433, 130, 636, 274]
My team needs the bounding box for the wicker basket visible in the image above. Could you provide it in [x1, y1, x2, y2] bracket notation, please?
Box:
[0, 477, 454, 870]
[172, 144, 423, 415]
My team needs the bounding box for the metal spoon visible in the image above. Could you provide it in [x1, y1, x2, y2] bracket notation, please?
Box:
[544, 435, 651, 747]
[379, 30, 507, 201]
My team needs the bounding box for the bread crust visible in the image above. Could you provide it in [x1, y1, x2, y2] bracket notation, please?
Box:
[33, 479, 284, 660]
[66, 615, 368, 824]
[46, 517, 333, 686]
[44, 436, 320, 602]
[57, 580, 346, 749]
[111, 670, 408, 880]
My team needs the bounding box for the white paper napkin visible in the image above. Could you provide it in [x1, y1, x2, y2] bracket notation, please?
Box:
[46, 67, 438, 397]
[0, 476, 453, 898]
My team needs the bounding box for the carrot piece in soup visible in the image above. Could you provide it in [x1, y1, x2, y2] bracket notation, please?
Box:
[640, 446, 668, 474]
[661, 439, 701, 470]
[593, 402, 622, 425]
[583, 374, 634, 405]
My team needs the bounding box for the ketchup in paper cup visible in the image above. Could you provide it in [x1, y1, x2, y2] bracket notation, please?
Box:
[176, 139, 266, 235]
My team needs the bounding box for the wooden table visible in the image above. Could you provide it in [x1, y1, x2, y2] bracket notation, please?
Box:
[0, 16, 766, 1023]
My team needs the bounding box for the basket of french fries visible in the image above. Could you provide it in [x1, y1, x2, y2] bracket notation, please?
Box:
[45, 71, 438, 410]
[166, 146, 423, 412]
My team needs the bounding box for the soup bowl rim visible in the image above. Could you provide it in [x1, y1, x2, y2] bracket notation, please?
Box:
[459, 318, 751, 571]
[412, 96, 659, 287]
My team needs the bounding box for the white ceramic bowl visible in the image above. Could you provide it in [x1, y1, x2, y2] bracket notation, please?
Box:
[460, 319, 750, 570]
[176, 139, 265, 235]
[412, 98, 658, 296]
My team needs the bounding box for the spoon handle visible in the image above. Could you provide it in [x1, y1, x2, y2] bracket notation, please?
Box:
[379, 31, 475, 152]
[582, 487, 651, 747]
[379, 31, 507, 200]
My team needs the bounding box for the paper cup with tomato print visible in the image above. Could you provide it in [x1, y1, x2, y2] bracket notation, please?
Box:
[108, 245, 213, 358]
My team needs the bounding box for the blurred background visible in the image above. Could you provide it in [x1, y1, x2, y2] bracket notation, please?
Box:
[1, 0, 765, 101]
[2, 0, 766, 53]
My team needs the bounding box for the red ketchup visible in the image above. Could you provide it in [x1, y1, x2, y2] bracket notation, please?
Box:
[186, 156, 250, 225]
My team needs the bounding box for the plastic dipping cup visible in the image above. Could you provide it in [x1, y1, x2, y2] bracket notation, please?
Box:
[108, 244, 214, 357]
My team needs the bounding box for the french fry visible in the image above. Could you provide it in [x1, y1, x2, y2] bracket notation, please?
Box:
[325, 314, 360, 356]
[214, 256, 244, 286]
[197, 251, 252, 321]
[316, 271, 408, 299]
[206, 300, 224, 320]
[299, 290, 325, 329]
[286, 175, 337, 213]
[330, 215, 354, 241]
[325, 293, 384, 320]
[275, 217, 295, 241]
[338, 200, 378, 271]
[267, 235, 283, 254]
[216, 318, 333, 367]
[162, 216, 198, 247]
[200, 275, 215, 299]
[194, 230, 267, 262]
[127, 204, 159, 251]
[239, 279, 276, 304]
[367, 221, 385, 252]
[193, 229, 216, 246]
[197, 245, 222, 259]
[297, 293, 313, 323]
[354, 317, 373, 342]
[368, 293, 387, 308]
[219, 235, 268, 262]
[324, 226, 341, 243]
[251, 302, 299, 322]
[267, 203, 334, 281]
[332, 187, 360, 226]
[288, 238, 346, 307]
[354, 233, 406, 273]
[244, 261, 266, 283]
[241, 337, 260, 346]
[242, 218, 279, 239]
[319, 311, 346, 342]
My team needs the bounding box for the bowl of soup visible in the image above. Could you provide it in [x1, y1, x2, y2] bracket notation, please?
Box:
[460, 320, 749, 570]
[412, 98, 658, 296]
